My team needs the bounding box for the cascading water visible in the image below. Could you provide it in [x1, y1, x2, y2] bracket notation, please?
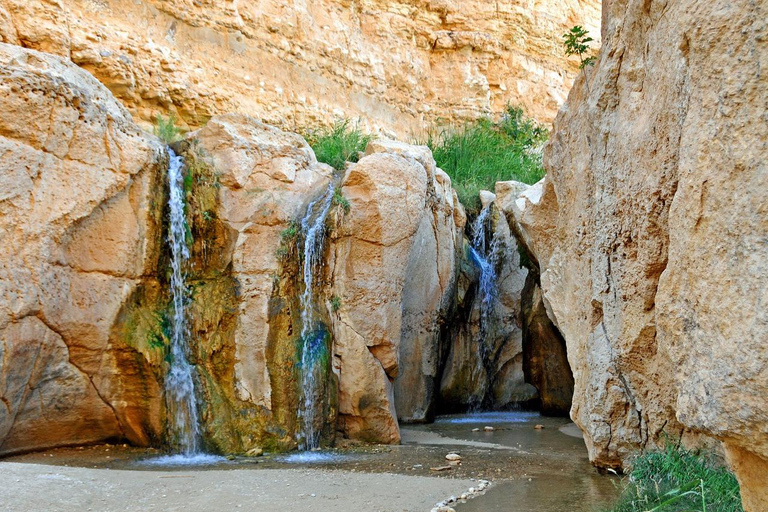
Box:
[467, 205, 500, 410]
[164, 148, 202, 456]
[296, 182, 336, 451]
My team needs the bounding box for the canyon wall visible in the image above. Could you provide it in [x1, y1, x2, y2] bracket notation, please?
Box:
[504, 0, 766, 509]
[0, 0, 600, 138]
[0, 43, 166, 454]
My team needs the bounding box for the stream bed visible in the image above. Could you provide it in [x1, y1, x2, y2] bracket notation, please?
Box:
[2, 411, 620, 511]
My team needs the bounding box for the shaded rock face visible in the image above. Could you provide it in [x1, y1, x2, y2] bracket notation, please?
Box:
[520, 269, 573, 417]
[438, 203, 532, 412]
[506, 0, 766, 509]
[0, 43, 166, 455]
[332, 140, 464, 436]
[0, 0, 600, 136]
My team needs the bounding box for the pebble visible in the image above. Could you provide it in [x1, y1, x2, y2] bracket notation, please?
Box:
[430, 465, 452, 472]
[471, 427, 480, 432]
[484, 426, 494, 431]
[445, 453, 461, 461]
[245, 447, 263, 457]
[534, 424, 545, 430]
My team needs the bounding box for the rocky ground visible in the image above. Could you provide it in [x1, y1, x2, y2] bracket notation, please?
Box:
[0, 412, 619, 512]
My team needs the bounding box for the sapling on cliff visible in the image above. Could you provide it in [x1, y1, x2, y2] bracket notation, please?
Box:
[563, 25, 597, 91]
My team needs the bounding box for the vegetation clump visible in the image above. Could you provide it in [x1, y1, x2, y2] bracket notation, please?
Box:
[332, 188, 351, 213]
[304, 120, 371, 171]
[604, 444, 742, 512]
[426, 104, 547, 213]
[154, 113, 182, 144]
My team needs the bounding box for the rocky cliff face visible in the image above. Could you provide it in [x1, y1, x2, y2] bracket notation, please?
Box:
[504, 1, 766, 509]
[0, 0, 600, 137]
[0, 43, 166, 454]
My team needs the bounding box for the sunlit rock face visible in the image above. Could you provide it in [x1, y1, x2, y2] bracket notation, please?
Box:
[0, 43, 166, 455]
[0, 0, 600, 137]
[504, 1, 767, 510]
[331, 139, 464, 436]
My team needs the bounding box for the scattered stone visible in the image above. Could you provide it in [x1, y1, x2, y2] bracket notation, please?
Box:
[472, 428, 480, 432]
[534, 424, 545, 430]
[484, 426, 494, 432]
[225, 455, 236, 461]
[245, 447, 263, 457]
[445, 453, 462, 461]
[430, 465, 453, 472]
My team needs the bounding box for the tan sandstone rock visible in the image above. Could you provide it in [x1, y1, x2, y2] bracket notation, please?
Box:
[330, 140, 463, 439]
[0, 0, 600, 137]
[0, 43, 166, 455]
[506, 0, 767, 508]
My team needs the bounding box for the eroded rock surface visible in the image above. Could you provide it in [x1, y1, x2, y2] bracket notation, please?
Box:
[0, 0, 600, 137]
[331, 139, 464, 439]
[0, 43, 165, 455]
[505, 1, 767, 509]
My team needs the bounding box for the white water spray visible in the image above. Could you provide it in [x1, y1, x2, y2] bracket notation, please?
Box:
[165, 148, 201, 455]
[468, 205, 500, 410]
[297, 182, 336, 450]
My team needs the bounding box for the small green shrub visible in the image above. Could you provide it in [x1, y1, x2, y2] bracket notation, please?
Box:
[330, 295, 342, 312]
[563, 25, 597, 70]
[280, 220, 300, 242]
[154, 113, 182, 144]
[304, 120, 371, 171]
[604, 444, 743, 512]
[426, 104, 547, 213]
[333, 188, 351, 213]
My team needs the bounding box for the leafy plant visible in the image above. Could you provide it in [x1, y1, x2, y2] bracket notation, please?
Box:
[425, 104, 547, 213]
[604, 443, 743, 512]
[304, 120, 371, 171]
[333, 188, 351, 213]
[330, 295, 342, 312]
[280, 220, 300, 242]
[154, 113, 182, 144]
[563, 25, 597, 70]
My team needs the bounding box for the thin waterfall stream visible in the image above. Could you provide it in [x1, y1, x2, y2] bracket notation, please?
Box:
[467, 204, 500, 410]
[297, 182, 336, 451]
[164, 148, 202, 457]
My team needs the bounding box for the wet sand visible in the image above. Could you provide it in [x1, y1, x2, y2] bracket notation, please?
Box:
[0, 411, 620, 512]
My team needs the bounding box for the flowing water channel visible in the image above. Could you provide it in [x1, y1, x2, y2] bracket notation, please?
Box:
[164, 148, 202, 457]
[297, 182, 336, 451]
[467, 205, 501, 410]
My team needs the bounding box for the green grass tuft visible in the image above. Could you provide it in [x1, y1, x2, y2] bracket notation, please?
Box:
[304, 120, 372, 171]
[426, 104, 548, 213]
[154, 113, 182, 144]
[604, 444, 743, 512]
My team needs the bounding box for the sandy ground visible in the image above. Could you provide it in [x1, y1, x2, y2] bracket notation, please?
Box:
[0, 462, 474, 512]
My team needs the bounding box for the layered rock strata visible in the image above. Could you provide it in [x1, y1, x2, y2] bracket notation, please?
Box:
[0, 0, 600, 137]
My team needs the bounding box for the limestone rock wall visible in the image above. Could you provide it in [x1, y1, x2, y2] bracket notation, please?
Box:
[331, 139, 464, 439]
[506, 0, 766, 509]
[0, 0, 600, 138]
[0, 43, 166, 455]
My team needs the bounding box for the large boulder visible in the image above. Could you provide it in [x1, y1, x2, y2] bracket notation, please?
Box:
[506, 1, 767, 509]
[331, 139, 464, 438]
[0, 43, 165, 455]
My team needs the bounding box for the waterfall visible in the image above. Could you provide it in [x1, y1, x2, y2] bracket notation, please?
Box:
[468, 205, 500, 410]
[165, 148, 201, 456]
[297, 182, 336, 451]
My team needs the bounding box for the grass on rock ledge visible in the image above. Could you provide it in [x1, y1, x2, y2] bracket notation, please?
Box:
[604, 444, 742, 512]
[304, 120, 371, 171]
[304, 106, 547, 214]
[426, 104, 548, 213]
